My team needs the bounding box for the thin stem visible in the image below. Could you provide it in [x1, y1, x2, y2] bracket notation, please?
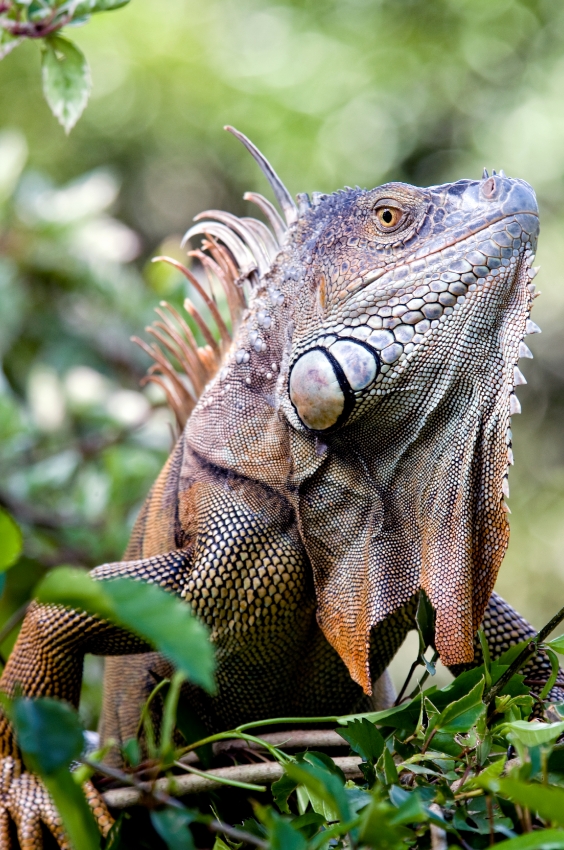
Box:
[394, 657, 421, 705]
[209, 819, 267, 849]
[236, 714, 339, 732]
[409, 651, 439, 700]
[177, 730, 288, 763]
[484, 602, 564, 705]
[173, 761, 266, 792]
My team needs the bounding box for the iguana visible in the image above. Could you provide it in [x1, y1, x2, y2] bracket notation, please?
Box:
[0, 127, 560, 847]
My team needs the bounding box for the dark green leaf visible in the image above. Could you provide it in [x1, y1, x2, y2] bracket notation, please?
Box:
[0, 507, 22, 572]
[12, 696, 84, 775]
[337, 717, 385, 764]
[272, 773, 298, 814]
[36, 568, 216, 692]
[150, 808, 196, 850]
[42, 767, 100, 850]
[376, 747, 399, 786]
[41, 36, 91, 133]
[267, 812, 307, 850]
[122, 737, 140, 767]
[435, 678, 485, 734]
[388, 788, 429, 825]
[359, 795, 411, 849]
[416, 589, 436, 651]
[284, 757, 350, 823]
[289, 811, 325, 839]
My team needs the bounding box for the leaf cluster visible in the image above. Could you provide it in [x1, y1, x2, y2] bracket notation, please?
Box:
[0, 0, 130, 131]
[3, 542, 564, 849]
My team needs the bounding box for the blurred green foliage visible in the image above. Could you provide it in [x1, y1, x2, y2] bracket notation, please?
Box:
[1, 0, 564, 722]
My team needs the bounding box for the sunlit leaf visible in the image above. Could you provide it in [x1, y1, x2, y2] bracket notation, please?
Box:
[41, 36, 91, 133]
[547, 634, 564, 656]
[435, 678, 485, 734]
[503, 720, 564, 748]
[0, 507, 22, 572]
[36, 567, 216, 692]
[481, 777, 564, 827]
[482, 830, 564, 850]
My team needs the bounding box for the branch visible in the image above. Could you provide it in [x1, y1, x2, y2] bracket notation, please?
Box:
[102, 756, 362, 809]
[484, 602, 564, 705]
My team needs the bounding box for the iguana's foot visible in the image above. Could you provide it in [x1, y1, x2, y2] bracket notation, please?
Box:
[0, 756, 113, 848]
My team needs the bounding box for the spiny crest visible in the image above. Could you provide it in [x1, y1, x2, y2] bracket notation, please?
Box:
[134, 127, 296, 432]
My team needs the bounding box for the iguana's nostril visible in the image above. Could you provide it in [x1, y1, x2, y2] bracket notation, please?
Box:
[482, 176, 497, 200]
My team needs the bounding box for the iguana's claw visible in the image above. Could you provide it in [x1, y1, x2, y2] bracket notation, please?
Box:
[0, 756, 113, 849]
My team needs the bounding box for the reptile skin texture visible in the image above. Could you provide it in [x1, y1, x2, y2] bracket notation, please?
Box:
[1, 133, 562, 847]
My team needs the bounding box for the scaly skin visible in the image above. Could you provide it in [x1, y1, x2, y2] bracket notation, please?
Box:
[0, 141, 560, 847]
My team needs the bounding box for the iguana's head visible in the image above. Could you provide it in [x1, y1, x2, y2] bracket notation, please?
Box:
[282, 176, 538, 436]
[173, 129, 539, 692]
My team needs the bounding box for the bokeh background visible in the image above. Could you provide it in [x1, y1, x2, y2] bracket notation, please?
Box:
[1, 0, 564, 722]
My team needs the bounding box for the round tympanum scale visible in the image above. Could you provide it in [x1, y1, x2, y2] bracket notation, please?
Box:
[289, 339, 380, 432]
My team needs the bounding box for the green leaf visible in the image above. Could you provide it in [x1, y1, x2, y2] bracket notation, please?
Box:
[42, 767, 101, 850]
[376, 747, 399, 786]
[272, 773, 299, 814]
[150, 808, 196, 850]
[481, 777, 564, 827]
[36, 568, 216, 692]
[483, 830, 564, 850]
[92, 0, 131, 9]
[0, 507, 22, 572]
[435, 678, 485, 734]
[212, 838, 233, 850]
[337, 717, 385, 763]
[359, 795, 411, 849]
[416, 589, 436, 653]
[547, 634, 564, 656]
[267, 811, 307, 850]
[478, 627, 492, 689]
[10, 697, 99, 850]
[284, 756, 350, 823]
[540, 647, 561, 700]
[41, 36, 91, 133]
[12, 697, 84, 775]
[503, 720, 564, 748]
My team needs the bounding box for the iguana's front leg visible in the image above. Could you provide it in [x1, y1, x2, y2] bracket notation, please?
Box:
[451, 592, 564, 700]
[0, 550, 190, 849]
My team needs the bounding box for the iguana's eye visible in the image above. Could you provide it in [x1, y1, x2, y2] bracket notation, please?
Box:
[375, 206, 403, 229]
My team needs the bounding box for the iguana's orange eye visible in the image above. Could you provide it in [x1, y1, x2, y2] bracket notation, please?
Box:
[375, 206, 403, 229]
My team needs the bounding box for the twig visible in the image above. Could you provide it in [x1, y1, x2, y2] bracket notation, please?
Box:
[394, 657, 421, 705]
[173, 760, 266, 792]
[484, 603, 564, 705]
[212, 729, 347, 754]
[102, 756, 362, 809]
[209, 819, 267, 849]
